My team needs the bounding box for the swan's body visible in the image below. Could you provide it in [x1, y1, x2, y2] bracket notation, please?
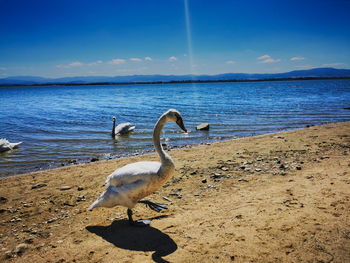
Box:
[89, 109, 187, 225]
[112, 117, 135, 136]
[0, 139, 22, 152]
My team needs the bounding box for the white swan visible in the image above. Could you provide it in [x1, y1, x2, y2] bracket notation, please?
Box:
[89, 109, 187, 226]
[112, 116, 135, 136]
[0, 139, 22, 153]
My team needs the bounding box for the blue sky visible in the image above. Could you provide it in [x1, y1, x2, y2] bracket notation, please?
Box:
[0, 0, 349, 78]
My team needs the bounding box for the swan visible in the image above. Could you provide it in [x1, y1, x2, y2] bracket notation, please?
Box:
[112, 116, 135, 136]
[89, 109, 187, 226]
[0, 139, 22, 153]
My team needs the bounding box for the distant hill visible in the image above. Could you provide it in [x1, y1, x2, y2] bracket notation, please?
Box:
[1, 67, 350, 85]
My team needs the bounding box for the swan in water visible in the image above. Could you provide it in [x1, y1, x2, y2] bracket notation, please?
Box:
[89, 109, 187, 226]
[0, 139, 22, 152]
[112, 116, 135, 136]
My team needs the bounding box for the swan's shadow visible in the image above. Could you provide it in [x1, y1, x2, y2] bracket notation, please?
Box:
[86, 220, 177, 263]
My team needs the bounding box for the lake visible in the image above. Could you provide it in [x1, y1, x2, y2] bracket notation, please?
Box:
[1, 79, 350, 177]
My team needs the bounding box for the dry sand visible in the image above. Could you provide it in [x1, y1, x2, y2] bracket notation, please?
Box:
[0, 122, 349, 263]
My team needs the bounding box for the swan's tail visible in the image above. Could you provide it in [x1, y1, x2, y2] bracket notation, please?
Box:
[0, 139, 22, 150]
[87, 186, 120, 211]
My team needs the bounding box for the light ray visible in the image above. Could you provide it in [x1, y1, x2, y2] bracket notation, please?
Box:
[184, 0, 196, 77]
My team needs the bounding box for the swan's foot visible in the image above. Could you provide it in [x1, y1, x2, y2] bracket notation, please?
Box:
[138, 200, 168, 213]
[127, 208, 151, 227]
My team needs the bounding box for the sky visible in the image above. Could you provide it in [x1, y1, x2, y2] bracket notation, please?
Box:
[0, 0, 350, 78]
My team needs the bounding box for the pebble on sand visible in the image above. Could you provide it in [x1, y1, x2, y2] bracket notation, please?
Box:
[0, 196, 8, 203]
[59, 186, 72, 191]
[31, 184, 47, 190]
[14, 243, 28, 255]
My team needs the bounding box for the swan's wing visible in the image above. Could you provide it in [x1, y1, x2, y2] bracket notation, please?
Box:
[115, 123, 134, 134]
[0, 139, 10, 146]
[127, 125, 136, 132]
[105, 161, 161, 187]
[0, 139, 22, 152]
[89, 179, 147, 210]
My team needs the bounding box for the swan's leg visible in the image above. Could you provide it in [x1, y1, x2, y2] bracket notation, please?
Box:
[127, 208, 151, 227]
[127, 208, 134, 224]
[138, 200, 168, 212]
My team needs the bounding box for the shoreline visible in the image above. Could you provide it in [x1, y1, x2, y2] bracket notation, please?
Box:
[0, 122, 330, 178]
[0, 121, 349, 262]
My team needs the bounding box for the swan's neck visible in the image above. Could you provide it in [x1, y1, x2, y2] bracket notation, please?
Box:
[153, 115, 174, 167]
[112, 119, 116, 137]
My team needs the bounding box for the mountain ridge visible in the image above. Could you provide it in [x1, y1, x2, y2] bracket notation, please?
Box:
[1, 67, 350, 85]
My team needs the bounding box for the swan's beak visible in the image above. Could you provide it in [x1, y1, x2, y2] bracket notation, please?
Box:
[176, 118, 187, 133]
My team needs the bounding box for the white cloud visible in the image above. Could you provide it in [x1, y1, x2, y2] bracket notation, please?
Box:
[168, 56, 178, 62]
[57, 60, 103, 68]
[69, 61, 83, 67]
[290, 56, 305, 61]
[257, 55, 280, 64]
[322, 62, 346, 67]
[226, 60, 236, 64]
[260, 58, 281, 64]
[257, 54, 271, 60]
[109, 58, 126, 65]
[56, 61, 84, 68]
[144, 57, 152, 61]
[130, 58, 142, 62]
[88, 60, 103, 66]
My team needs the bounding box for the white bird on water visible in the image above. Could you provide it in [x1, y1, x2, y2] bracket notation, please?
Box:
[89, 109, 187, 226]
[0, 139, 22, 153]
[112, 116, 135, 136]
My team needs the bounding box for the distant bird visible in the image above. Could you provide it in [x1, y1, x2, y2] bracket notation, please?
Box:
[112, 116, 135, 137]
[0, 139, 22, 153]
[89, 109, 187, 226]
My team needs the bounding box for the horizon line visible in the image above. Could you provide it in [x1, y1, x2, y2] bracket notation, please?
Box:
[1, 67, 350, 80]
[1, 76, 350, 88]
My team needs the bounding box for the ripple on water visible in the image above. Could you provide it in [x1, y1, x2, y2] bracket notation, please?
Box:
[1, 80, 350, 176]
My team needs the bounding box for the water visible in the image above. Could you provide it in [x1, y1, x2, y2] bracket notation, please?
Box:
[1, 80, 350, 177]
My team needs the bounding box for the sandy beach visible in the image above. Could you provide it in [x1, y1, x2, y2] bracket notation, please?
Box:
[0, 122, 349, 262]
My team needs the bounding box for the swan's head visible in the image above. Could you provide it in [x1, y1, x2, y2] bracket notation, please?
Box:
[112, 116, 116, 122]
[165, 109, 187, 132]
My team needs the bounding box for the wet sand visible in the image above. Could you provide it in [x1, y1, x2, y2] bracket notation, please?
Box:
[0, 122, 349, 262]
